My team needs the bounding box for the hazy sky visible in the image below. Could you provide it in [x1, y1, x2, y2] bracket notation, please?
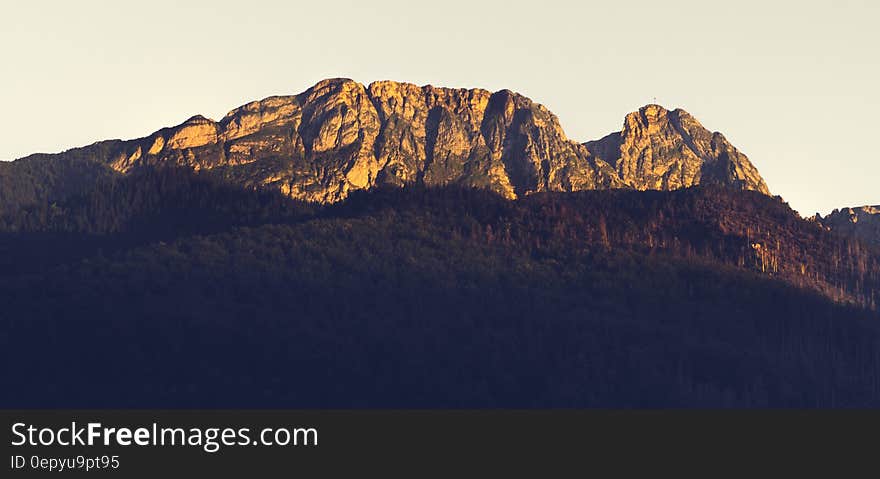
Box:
[1, 0, 877, 215]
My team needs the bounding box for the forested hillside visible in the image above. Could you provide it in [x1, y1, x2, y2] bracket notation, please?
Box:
[1, 171, 878, 407]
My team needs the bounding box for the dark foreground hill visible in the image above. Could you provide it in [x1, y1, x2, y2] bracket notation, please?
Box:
[1, 173, 878, 407]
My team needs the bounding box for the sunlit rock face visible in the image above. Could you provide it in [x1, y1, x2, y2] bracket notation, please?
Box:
[365, 81, 620, 198]
[585, 104, 770, 194]
[10, 79, 772, 205]
[95, 78, 627, 202]
[815, 206, 880, 246]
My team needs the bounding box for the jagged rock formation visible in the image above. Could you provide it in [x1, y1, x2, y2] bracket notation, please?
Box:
[2, 79, 769, 209]
[99, 78, 624, 203]
[585, 104, 769, 194]
[815, 206, 880, 246]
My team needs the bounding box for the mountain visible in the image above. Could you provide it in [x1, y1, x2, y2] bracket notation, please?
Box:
[815, 206, 880, 246]
[1, 79, 767, 214]
[2, 78, 877, 408]
[585, 104, 769, 194]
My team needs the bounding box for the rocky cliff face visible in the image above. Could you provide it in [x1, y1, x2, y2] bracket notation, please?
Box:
[5, 79, 769, 206]
[815, 206, 880, 246]
[99, 78, 624, 203]
[585, 105, 769, 194]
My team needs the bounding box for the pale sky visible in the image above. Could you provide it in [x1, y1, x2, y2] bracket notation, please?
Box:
[1, 0, 877, 215]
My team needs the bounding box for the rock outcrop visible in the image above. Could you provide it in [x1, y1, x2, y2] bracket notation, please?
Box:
[585, 104, 769, 194]
[99, 78, 626, 202]
[5, 78, 771, 206]
[815, 206, 880, 246]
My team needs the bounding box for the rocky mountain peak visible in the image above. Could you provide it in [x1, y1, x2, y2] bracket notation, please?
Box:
[585, 103, 769, 194]
[626, 103, 670, 129]
[816, 205, 880, 246]
[5, 79, 773, 207]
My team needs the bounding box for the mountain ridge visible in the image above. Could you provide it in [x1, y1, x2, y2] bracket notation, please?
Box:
[1, 78, 770, 211]
[815, 205, 880, 246]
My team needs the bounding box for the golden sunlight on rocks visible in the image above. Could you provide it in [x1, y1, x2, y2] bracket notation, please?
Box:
[585, 104, 770, 195]
[166, 116, 219, 150]
[147, 135, 165, 155]
[63, 78, 772, 204]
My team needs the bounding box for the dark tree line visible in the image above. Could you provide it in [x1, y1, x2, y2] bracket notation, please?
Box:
[1, 171, 879, 407]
